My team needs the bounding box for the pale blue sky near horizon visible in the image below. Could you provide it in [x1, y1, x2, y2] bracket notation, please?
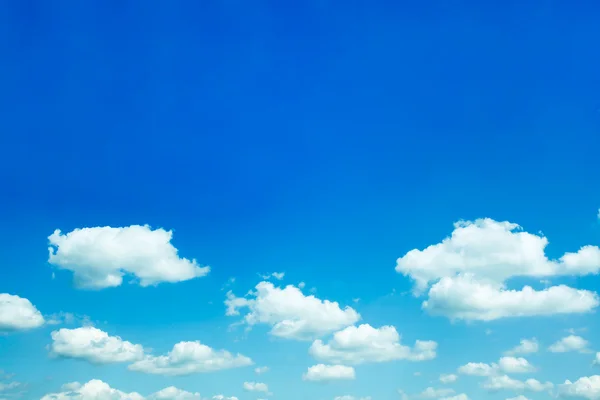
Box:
[1, 1, 600, 400]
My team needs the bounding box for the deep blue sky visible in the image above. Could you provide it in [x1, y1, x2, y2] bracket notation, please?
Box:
[1, 2, 600, 400]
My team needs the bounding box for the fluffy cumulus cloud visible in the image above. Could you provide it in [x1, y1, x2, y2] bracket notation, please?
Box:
[549, 335, 591, 353]
[50, 327, 145, 363]
[0, 293, 45, 331]
[225, 281, 360, 340]
[128, 341, 252, 376]
[147, 386, 201, 400]
[242, 382, 269, 393]
[334, 396, 372, 400]
[440, 374, 458, 384]
[395, 218, 600, 320]
[594, 353, 600, 365]
[506, 396, 530, 400]
[48, 225, 209, 289]
[42, 380, 207, 400]
[482, 375, 553, 392]
[309, 324, 437, 364]
[505, 339, 539, 355]
[254, 366, 269, 374]
[559, 375, 600, 399]
[303, 364, 356, 382]
[457, 357, 535, 376]
[41, 379, 145, 400]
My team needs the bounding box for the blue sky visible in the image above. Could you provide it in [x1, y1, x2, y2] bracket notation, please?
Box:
[1, 1, 600, 400]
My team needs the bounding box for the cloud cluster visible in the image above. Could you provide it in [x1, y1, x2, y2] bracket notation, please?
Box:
[559, 375, 600, 399]
[225, 281, 360, 340]
[128, 341, 252, 376]
[309, 324, 437, 364]
[41, 379, 233, 400]
[458, 356, 536, 376]
[49, 327, 252, 376]
[396, 218, 600, 321]
[48, 225, 209, 289]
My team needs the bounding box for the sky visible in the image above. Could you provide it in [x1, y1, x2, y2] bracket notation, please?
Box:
[1, 1, 600, 400]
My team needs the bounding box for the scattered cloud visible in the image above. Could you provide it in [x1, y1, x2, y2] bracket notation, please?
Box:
[418, 387, 455, 398]
[303, 364, 356, 382]
[48, 225, 209, 289]
[255, 366, 269, 374]
[225, 281, 360, 340]
[243, 382, 269, 394]
[457, 357, 535, 376]
[0, 381, 21, 392]
[309, 324, 437, 364]
[50, 326, 145, 363]
[482, 375, 553, 392]
[396, 219, 600, 321]
[594, 352, 600, 366]
[41, 379, 144, 400]
[505, 339, 539, 355]
[147, 386, 201, 400]
[440, 374, 458, 384]
[441, 395, 469, 400]
[0, 293, 45, 331]
[42, 380, 207, 400]
[559, 375, 600, 399]
[128, 341, 252, 376]
[549, 335, 591, 353]
[506, 396, 530, 400]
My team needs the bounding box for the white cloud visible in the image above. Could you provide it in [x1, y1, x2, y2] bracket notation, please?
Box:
[419, 387, 454, 398]
[42, 380, 203, 400]
[61, 382, 82, 392]
[441, 395, 469, 400]
[41, 379, 145, 400]
[559, 375, 600, 399]
[505, 339, 539, 355]
[458, 362, 498, 376]
[0, 381, 20, 392]
[440, 374, 458, 384]
[309, 324, 436, 364]
[50, 326, 145, 364]
[594, 353, 600, 365]
[148, 386, 201, 400]
[423, 274, 598, 321]
[211, 396, 238, 400]
[272, 272, 285, 280]
[0, 293, 45, 331]
[225, 281, 360, 340]
[255, 366, 269, 374]
[482, 375, 553, 392]
[303, 364, 356, 382]
[396, 219, 600, 320]
[243, 382, 269, 393]
[549, 335, 590, 353]
[128, 341, 252, 376]
[506, 396, 530, 400]
[458, 357, 534, 376]
[48, 225, 209, 289]
[498, 357, 536, 374]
